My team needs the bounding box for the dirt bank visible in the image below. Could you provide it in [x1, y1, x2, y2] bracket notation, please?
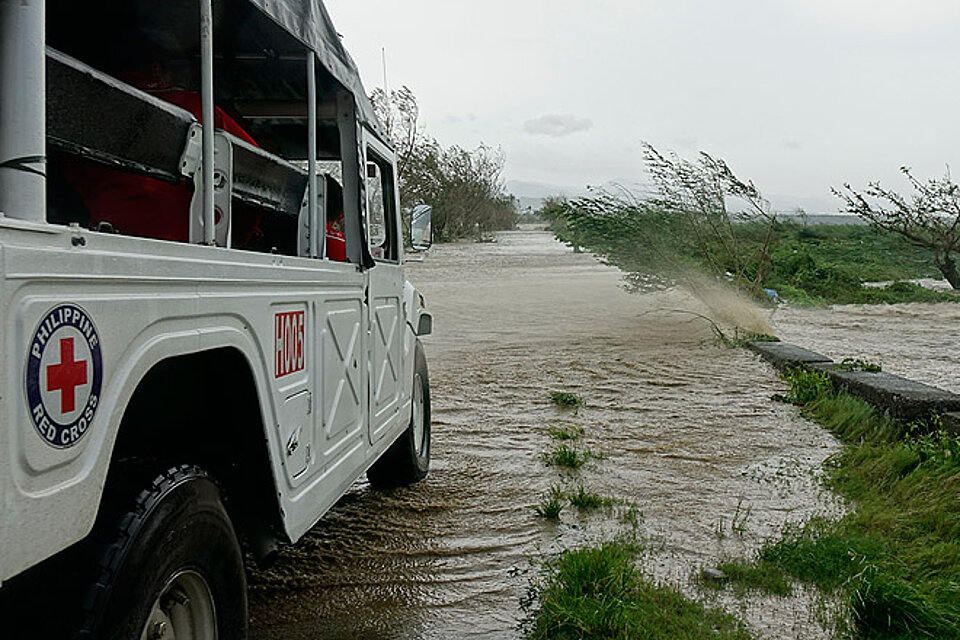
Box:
[249, 230, 841, 639]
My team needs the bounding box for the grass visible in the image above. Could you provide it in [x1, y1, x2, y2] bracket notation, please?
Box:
[549, 391, 584, 412]
[530, 378, 749, 638]
[766, 224, 958, 305]
[567, 484, 619, 511]
[535, 483, 626, 518]
[713, 326, 780, 349]
[836, 357, 882, 372]
[714, 498, 752, 540]
[720, 367, 960, 638]
[525, 540, 754, 640]
[541, 443, 600, 470]
[537, 484, 566, 520]
[547, 425, 584, 441]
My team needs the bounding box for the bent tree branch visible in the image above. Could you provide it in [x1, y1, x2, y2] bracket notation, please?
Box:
[834, 166, 960, 289]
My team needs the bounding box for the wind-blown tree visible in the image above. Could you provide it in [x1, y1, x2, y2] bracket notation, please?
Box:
[370, 86, 422, 186]
[370, 87, 516, 242]
[642, 143, 777, 293]
[544, 143, 778, 295]
[835, 167, 960, 289]
[403, 141, 513, 241]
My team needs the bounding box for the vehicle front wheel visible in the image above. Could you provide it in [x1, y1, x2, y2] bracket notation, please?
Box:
[77, 464, 247, 640]
[367, 341, 431, 488]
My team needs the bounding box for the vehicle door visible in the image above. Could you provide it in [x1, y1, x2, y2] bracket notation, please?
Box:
[363, 133, 404, 443]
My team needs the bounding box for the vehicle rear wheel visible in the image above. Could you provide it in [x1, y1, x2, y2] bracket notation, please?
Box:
[77, 464, 247, 640]
[367, 341, 431, 488]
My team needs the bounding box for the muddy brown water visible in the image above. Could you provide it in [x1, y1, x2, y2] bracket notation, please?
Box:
[775, 303, 960, 394]
[249, 230, 857, 639]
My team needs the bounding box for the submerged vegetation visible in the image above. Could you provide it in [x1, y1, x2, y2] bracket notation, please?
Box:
[536, 484, 567, 520]
[525, 540, 753, 640]
[540, 442, 599, 470]
[719, 367, 960, 638]
[547, 425, 585, 441]
[549, 391, 584, 411]
[567, 484, 619, 511]
[529, 399, 751, 638]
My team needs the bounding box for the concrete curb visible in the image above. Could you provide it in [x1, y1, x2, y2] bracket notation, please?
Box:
[748, 341, 960, 425]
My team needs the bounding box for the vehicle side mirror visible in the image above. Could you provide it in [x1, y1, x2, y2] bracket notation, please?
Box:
[410, 204, 432, 251]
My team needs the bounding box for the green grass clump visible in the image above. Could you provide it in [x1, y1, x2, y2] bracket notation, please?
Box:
[722, 366, 960, 638]
[713, 325, 781, 348]
[547, 425, 584, 441]
[536, 484, 566, 520]
[783, 366, 835, 405]
[712, 560, 792, 597]
[567, 484, 618, 511]
[541, 443, 599, 470]
[837, 357, 882, 372]
[526, 540, 753, 639]
[549, 391, 584, 411]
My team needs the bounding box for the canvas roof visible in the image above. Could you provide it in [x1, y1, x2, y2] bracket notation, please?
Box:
[248, 0, 385, 141]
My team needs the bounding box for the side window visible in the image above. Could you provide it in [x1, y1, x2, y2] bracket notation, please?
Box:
[366, 162, 387, 254]
[365, 149, 398, 262]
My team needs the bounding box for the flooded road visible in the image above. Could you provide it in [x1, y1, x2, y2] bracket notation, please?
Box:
[249, 230, 846, 639]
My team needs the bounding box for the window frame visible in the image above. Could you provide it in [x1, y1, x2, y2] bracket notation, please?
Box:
[362, 134, 400, 264]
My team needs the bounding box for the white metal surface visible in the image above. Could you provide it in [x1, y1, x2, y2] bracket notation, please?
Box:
[0, 0, 46, 222]
[0, 221, 421, 579]
[199, 0, 216, 245]
[363, 133, 405, 443]
[0, 0, 431, 586]
[307, 53, 320, 258]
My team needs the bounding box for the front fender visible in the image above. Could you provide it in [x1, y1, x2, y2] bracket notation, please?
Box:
[402, 280, 431, 337]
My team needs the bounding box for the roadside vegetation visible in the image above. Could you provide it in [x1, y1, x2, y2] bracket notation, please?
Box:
[764, 223, 955, 306]
[527, 391, 754, 638]
[538, 144, 959, 307]
[370, 87, 517, 242]
[836, 166, 960, 290]
[716, 367, 960, 639]
[525, 540, 753, 640]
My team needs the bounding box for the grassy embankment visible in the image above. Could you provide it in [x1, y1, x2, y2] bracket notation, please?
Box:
[762, 223, 955, 305]
[525, 392, 754, 639]
[717, 367, 960, 638]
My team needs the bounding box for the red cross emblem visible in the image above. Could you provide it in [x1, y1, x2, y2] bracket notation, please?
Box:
[46, 337, 88, 413]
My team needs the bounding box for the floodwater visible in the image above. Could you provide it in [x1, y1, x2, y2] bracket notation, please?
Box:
[775, 302, 960, 394]
[249, 230, 850, 639]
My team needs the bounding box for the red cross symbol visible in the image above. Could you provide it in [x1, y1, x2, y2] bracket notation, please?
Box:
[46, 337, 88, 414]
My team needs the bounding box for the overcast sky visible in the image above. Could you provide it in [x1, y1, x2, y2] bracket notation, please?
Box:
[324, 0, 960, 211]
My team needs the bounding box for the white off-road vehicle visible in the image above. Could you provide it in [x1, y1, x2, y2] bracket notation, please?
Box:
[0, 0, 433, 636]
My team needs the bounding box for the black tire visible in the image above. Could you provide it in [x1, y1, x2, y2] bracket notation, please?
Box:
[77, 464, 247, 640]
[367, 341, 431, 488]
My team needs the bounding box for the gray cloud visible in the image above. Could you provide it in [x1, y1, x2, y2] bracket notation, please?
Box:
[523, 114, 593, 138]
